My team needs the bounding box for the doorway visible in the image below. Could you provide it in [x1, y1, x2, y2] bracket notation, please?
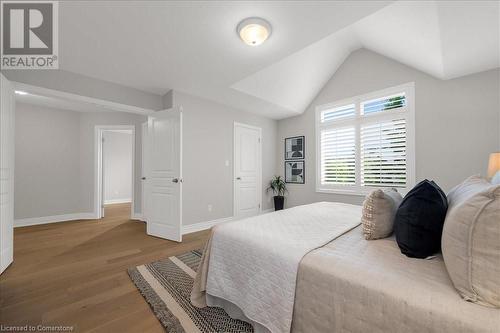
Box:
[95, 126, 135, 219]
[233, 122, 262, 219]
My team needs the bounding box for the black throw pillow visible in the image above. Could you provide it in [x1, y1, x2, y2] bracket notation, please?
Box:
[394, 179, 448, 258]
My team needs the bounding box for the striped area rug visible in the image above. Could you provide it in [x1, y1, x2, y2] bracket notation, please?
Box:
[128, 250, 253, 333]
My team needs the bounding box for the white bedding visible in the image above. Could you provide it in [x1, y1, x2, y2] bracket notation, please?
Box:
[292, 226, 500, 333]
[202, 202, 362, 333]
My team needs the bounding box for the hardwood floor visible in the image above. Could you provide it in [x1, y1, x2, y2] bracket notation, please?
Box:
[0, 203, 209, 332]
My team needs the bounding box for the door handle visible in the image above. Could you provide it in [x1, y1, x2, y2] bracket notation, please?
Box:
[141, 177, 146, 180]
[236, 177, 241, 180]
[172, 178, 179, 183]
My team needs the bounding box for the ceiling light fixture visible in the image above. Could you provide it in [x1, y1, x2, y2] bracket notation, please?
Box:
[15, 90, 28, 95]
[237, 17, 271, 46]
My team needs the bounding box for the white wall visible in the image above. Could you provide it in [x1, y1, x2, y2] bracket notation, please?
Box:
[103, 131, 133, 204]
[277, 49, 500, 208]
[171, 91, 278, 225]
[14, 102, 147, 220]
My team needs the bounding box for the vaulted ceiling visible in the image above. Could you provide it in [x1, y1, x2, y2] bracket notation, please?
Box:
[58, 1, 499, 119]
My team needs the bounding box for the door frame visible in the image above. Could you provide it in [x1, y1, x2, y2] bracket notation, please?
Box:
[233, 122, 263, 217]
[94, 125, 136, 219]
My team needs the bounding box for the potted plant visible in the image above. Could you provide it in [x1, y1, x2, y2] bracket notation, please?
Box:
[267, 175, 287, 211]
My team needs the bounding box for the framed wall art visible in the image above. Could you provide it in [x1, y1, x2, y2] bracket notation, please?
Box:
[285, 160, 305, 184]
[284, 136, 304, 160]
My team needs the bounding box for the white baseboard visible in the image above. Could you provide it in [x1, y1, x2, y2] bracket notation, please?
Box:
[182, 216, 234, 235]
[104, 198, 132, 205]
[131, 213, 145, 221]
[14, 212, 97, 228]
[182, 208, 275, 235]
[14, 208, 275, 230]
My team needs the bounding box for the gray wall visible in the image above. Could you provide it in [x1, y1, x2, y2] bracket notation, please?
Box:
[79, 112, 146, 215]
[277, 49, 500, 208]
[103, 131, 133, 203]
[171, 91, 278, 225]
[14, 102, 147, 219]
[15, 103, 81, 218]
[14, 91, 277, 225]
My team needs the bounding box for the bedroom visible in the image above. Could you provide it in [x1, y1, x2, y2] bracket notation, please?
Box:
[0, 1, 499, 332]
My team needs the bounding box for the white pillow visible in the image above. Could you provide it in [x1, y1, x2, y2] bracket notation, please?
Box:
[362, 188, 402, 240]
[491, 171, 500, 185]
[442, 175, 500, 307]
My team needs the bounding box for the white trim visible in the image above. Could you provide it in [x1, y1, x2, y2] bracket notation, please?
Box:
[182, 209, 274, 235]
[182, 217, 234, 235]
[131, 213, 145, 221]
[14, 213, 96, 228]
[14, 209, 275, 230]
[12, 82, 155, 116]
[233, 122, 263, 132]
[315, 82, 416, 196]
[233, 122, 263, 217]
[104, 198, 132, 205]
[95, 125, 136, 220]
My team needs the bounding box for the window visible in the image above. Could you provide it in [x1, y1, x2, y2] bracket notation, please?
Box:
[316, 83, 415, 195]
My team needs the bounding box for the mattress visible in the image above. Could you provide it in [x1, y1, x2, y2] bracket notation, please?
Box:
[292, 225, 500, 333]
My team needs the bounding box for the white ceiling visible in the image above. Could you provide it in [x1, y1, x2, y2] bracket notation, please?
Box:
[57, 0, 499, 119]
[354, 0, 500, 80]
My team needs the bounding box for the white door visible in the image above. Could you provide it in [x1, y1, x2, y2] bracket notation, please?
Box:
[0, 74, 14, 274]
[141, 122, 148, 221]
[100, 132, 105, 217]
[146, 107, 182, 241]
[234, 123, 262, 218]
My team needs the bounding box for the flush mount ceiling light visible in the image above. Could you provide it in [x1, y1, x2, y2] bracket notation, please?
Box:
[237, 17, 272, 46]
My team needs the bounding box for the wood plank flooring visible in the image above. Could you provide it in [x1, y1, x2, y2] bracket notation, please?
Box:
[0, 203, 209, 332]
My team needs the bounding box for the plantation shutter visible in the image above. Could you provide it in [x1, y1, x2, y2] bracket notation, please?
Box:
[320, 126, 356, 185]
[361, 93, 406, 115]
[321, 104, 355, 122]
[360, 119, 407, 188]
[316, 85, 413, 194]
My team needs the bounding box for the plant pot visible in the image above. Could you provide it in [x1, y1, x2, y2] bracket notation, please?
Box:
[273, 196, 284, 211]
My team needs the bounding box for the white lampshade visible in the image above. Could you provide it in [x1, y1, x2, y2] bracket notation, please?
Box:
[487, 152, 500, 178]
[237, 18, 271, 46]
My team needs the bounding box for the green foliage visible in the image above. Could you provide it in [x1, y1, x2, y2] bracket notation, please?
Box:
[267, 175, 287, 197]
[384, 95, 405, 110]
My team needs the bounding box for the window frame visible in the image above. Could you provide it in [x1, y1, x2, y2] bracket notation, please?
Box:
[315, 82, 415, 196]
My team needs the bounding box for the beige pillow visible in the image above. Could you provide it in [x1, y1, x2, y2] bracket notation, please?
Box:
[442, 175, 500, 307]
[362, 188, 403, 240]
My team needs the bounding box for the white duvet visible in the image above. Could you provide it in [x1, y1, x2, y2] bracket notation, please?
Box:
[204, 202, 362, 333]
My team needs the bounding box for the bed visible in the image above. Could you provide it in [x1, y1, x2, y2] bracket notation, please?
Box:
[191, 202, 500, 333]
